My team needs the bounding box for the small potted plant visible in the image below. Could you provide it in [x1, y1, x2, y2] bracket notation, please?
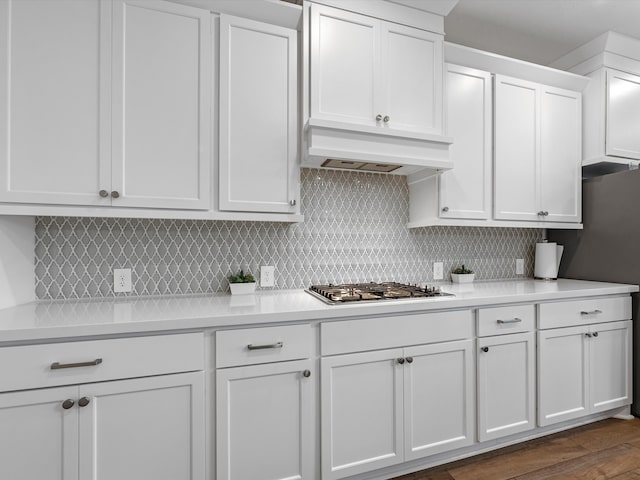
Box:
[228, 269, 256, 295]
[451, 265, 475, 283]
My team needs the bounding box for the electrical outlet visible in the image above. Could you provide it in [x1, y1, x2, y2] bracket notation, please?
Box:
[113, 268, 132, 293]
[260, 266, 275, 287]
[516, 258, 525, 275]
[433, 262, 444, 280]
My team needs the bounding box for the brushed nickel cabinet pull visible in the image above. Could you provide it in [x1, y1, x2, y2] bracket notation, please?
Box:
[497, 318, 522, 324]
[247, 341, 283, 351]
[51, 358, 103, 370]
[78, 397, 90, 407]
[62, 399, 75, 410]
[481, 347, 489, 353]
[303, 370, 311, 378]
[580, 309, 602, 315]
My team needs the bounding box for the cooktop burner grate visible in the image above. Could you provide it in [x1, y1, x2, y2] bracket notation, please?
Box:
[306, 282, 454, 304]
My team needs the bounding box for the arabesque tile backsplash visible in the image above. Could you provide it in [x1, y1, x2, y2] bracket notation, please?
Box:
[35, 169, 542, 299]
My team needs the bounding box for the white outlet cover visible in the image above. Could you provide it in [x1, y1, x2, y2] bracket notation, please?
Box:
[260, 266, 275, 287]
[114, 268, 132, 293]
[516, 258, 525, 275]
[433, 262, 444, 280]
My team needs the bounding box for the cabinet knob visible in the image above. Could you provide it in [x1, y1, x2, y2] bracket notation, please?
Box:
[289, 199, 296, 207]
[78, 397, 91, 408]
[99, 190, 109, 198]
[585, 333, 593, 338]
[303, 369, 311, 378]
[481, 346, 489, 353]
[111, 191, 120, 199]
[544, 211, 549, 216]
[537, 211, 545, 216]
[376, 114, 383, 121]
[62, 399, 75, 410]
[442, 206, 449, 212]
[406, 356, 414, 364]
[397, 357, 405, 364]
[383, 115, 390, 123]
[593, 332, 599, 337]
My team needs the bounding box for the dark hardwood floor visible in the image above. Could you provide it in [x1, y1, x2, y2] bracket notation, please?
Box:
[393, 418, 640, 480]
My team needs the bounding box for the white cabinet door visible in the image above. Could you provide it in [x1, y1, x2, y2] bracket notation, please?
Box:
[589, 320, 632, 413]
[494, 75, 539, 221]
[219, 15, 298, 213]
[0, 386, 79, 480]
[383, 24, 443, 134]
[310, 4, 380, 127]
[538, 326, 589, 426]
[111, 0, 211, 210]
[439, 65, 492, 220]
[0, 0, 110, 206]
[477, 332, 535, 441]
[321, 349, 404, 480]
[606, 69, 640, 160]
[540, 86, 581, 223]
[78, 372, 205, 480]
[403, 340, 474, 460]
[216, 360, 314, 480]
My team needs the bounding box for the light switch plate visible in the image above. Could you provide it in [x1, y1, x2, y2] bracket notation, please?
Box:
[114, 268, 132, 293]
[433, 262, 444, 280]
[260, 266, 275, 287]
[516, 258, 525, 275]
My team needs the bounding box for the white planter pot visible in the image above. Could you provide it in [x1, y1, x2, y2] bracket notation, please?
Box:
[229, 282, 257, 295]
[451, 273, 475, 284]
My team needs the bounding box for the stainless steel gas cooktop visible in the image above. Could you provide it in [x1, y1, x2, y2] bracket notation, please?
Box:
[306, 282, 454, 305]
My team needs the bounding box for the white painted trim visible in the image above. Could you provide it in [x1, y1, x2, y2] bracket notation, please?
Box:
[0, 216, 34, 309]
[407, 218, 583, 230]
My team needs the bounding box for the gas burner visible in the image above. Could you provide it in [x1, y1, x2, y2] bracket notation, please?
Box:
[306, 282, 454, 305]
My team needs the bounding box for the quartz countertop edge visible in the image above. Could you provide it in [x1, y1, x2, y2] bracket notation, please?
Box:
[0, 279, 637, 343]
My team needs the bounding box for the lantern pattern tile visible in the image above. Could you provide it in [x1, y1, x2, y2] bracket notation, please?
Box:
[34, 169, 542, 299]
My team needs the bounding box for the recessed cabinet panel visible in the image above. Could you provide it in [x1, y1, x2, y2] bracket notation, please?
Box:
[540, 87, 581, 223]
[494, 75, 539, 221]
[112, 0, 211, 209]
[384, 25, 442, 134]
[0, 0, 109, 205]
[310, 4, 379, 126]
[219, 15, 297, 213]
[0, 387, 78, 480]
[439, 65, 491, 220]
[606, 70, 640, 160]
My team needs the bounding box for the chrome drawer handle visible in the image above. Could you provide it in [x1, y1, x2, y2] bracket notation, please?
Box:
[247, 341, 283, 351]
[51, 358, 103, 370]
[497, 318, 522, 324]
[580, 310, 602, 315]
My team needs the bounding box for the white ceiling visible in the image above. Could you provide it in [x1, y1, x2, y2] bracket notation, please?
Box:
[444, 0, 640, 66]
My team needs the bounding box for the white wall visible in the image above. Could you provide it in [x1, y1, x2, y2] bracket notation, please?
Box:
[0, 216, 34, 309]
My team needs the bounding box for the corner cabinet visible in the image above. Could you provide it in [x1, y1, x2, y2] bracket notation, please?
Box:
[218, 15, 299, 214]
[309, 3, 443, 135]
[494, 75, 582, 224]
[605, 69, 640, 160]
[0, 0, 211, 210]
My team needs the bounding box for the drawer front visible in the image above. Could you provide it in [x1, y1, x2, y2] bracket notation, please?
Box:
[477, 304, 535, 337]
[321, 310, 473, 356]
[216, 324, 312, 368]
[0, 332, 204, 392]
[538, 296, 631, 329]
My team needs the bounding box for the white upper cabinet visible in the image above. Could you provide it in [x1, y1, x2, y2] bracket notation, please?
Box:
[310, 3, 443, 135]
[0, 0, 211, 211]
[495, 75, 581, 223]
[219, 15, 299, 214]
[0, 0, 109, 206]
[111, 0, 211, 210]
[606, 69, 640, 160]
[439, 64, 492, 220]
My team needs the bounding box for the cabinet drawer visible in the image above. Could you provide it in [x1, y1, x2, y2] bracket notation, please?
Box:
[321, 310, 473, 356]
[0, 332, 204, 392]
[538, 296, 631, 329]
[477, 305, 534, 337]
[216, 324, 312, 368]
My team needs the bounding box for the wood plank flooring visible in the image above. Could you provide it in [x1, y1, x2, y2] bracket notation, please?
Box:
[392, 418, 640, 480]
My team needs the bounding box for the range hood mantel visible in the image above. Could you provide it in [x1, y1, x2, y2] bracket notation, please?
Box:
[303, 118, 454, 176]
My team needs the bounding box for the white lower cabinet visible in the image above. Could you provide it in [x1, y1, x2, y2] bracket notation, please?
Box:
[0, 372, 205, 480]
[215, 360, 314, 480]
[321, 340, 474, 480]
[538, 320, 632, 426]
[477, 332, 535, 441]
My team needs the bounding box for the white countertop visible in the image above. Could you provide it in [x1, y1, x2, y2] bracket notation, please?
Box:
[0, 278, 637, 343]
